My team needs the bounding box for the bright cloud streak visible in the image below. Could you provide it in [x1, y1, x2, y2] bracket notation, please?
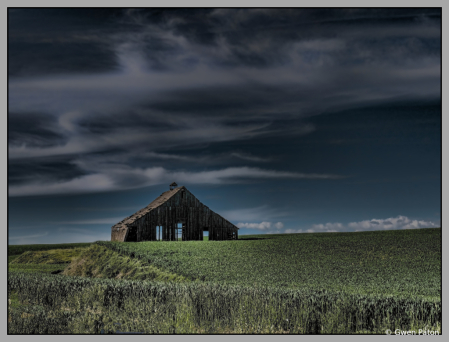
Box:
[348, 215, 439, 231]
[8, 166, 343, 197]
[237, 221, 284, 230]
[280, 216, 439, 234]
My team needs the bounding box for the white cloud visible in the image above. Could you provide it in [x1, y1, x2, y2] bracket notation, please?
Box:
[348, 215, 439, 231]
[237, 221, 284, 230]
[300, 215, 439, 234]
[308, 222, 344, 232]
[274, 222, 284, 229]
[283, 227, 338, 234]
[284, 228, 304, 234]
[279, 215, 439, 235]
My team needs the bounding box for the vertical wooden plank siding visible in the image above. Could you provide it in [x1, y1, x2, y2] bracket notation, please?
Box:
[168, 207, 172, 241]
[165, 207, 169, 241]
[210, 214, 214, 241]
[189, 207, 192, 241]
[117, 186, 239, 242]
[152, 213, 156, 241]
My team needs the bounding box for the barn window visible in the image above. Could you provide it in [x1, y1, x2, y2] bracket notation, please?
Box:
[176, 223, 183, 241]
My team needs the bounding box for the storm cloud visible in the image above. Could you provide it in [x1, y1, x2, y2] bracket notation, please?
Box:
[8, 9, 441, 244]
[9, 9, 440, 197]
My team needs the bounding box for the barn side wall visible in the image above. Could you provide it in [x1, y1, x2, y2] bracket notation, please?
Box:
[112, 187, 238, 242]
[111, 227, 128, 242]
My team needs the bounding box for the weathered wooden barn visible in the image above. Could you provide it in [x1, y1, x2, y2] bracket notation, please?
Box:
[111, 183, 239, 242]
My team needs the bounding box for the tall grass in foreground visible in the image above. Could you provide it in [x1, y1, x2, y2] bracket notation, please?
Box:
[8, 272, 441, 334]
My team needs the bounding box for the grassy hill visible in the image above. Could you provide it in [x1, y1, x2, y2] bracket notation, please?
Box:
[8, 242, 93, 256]
[8, 228, 441, 334]
[62, 244, 188, 282]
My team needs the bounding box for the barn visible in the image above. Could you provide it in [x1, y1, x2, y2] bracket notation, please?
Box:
[111, 183, 239, 242]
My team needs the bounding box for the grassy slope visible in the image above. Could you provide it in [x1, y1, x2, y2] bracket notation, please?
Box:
[8, 242, 93, 256]
[98, 228, 441, 299]
[9, 247, 89, 274]
[63, 244, 189, 282]
[11, 248, 87, 264]
[7, 242, 187, 282]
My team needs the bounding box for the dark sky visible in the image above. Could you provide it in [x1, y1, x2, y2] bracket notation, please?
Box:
[8, 8, 441, 244]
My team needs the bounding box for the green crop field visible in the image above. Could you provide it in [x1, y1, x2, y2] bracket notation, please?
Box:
[97, 228, 441, 299]
[8, 228, 441, 334]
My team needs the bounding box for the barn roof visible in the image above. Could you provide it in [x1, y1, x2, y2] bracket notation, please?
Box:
[111, 186, 185, 231]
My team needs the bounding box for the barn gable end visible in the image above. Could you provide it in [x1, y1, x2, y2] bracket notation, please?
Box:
[111, 185, 239, 242]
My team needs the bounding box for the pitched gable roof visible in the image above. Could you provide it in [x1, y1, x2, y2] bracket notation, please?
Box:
[111, 186, 185, 230]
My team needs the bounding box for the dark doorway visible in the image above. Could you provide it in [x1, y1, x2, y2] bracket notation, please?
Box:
[127, 226, 137, 242]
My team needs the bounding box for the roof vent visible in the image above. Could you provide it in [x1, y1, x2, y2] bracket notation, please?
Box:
[170, 182, 178, 190]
